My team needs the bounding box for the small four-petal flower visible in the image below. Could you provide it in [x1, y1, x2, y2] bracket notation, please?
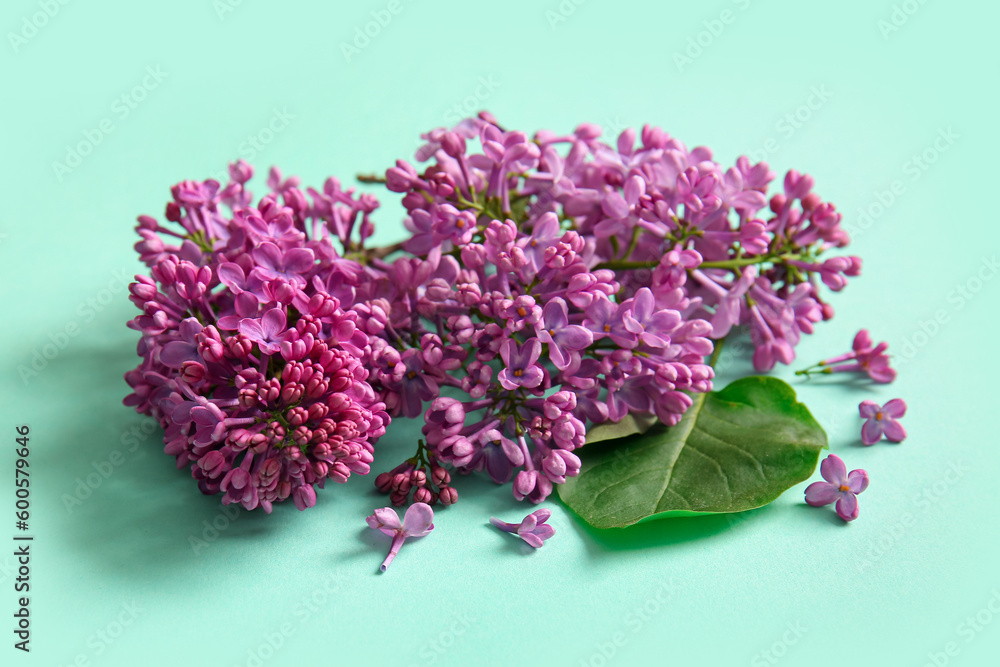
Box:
[859, 398, 907, 445]
[805, 454, 869, 522]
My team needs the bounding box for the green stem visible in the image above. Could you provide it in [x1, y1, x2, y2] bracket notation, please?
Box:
[708, 336, 725, 368]
[622, 225, 641, 261]
[593, 260, 655, 271]
[593, 253, 804, 272]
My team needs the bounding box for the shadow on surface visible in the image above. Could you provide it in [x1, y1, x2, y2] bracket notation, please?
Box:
[791, 374, 885, 392]
[31, 320, 288, 580]
[792, 502, 850, 526]
[561, 500, 774, 553]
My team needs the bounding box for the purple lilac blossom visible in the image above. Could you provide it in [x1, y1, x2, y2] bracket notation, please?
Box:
[367, 113, 855, 504]
[805, 454, 869, 522]
[124, 160, 389, 513]
[859, 399, 907, 445]
[130, 111, 861, 510]
[366, 503, 435, 571]
[490, 509, 556, 548]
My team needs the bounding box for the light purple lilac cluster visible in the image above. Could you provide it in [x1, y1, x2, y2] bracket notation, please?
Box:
[364, 113, 857, 504]
[123, 163, 389, 512]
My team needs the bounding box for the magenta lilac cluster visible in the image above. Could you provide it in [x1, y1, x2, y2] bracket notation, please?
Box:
[125, 111, 861, 511]
[361, 113, 856, 504]
[123, 163, 390, 512]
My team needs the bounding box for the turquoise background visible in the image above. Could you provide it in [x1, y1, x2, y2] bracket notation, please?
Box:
[2, 1, 998, 665]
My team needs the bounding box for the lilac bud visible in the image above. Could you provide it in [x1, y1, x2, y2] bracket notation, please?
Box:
[228, 159, 254, 184]
[438, 486, 458, 506]
[431, 466, 451, 487]
[375, 472, 394, 493]
[440, 131, 467, 158]
[393, 473, 412, 493]
[413, 487, 433, 504]
[460, 243, 487, 270]
[513, 470, 537, 502]
[425, 278, 453, 302]
[180, 361, 206, 384]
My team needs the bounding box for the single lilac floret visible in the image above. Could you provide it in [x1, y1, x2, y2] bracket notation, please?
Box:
[490, 509, 555, 548]
[804, 454, 869, 522]
[859, 398, 907, 445]
[366, 503, 435, 572]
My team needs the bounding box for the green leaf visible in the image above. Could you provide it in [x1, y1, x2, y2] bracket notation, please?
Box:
[558, 376, 827, 529]
[584, 411, 658, 445]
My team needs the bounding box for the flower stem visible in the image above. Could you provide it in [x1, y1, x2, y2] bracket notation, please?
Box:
[593, 253, 804, 272]
[489, 517, 516, 533]
[708, 336, 725, 368]
[381, 534, 405, 572]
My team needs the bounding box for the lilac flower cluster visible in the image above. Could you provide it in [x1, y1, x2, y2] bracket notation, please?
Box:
[374, 443, 459, 506]
[361, 113, 857, 504]
[124, 163, 389, 512]
[125, 111, 861, 511]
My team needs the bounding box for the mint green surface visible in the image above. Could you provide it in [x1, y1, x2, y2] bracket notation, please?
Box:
[2, 1, 998, 665]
